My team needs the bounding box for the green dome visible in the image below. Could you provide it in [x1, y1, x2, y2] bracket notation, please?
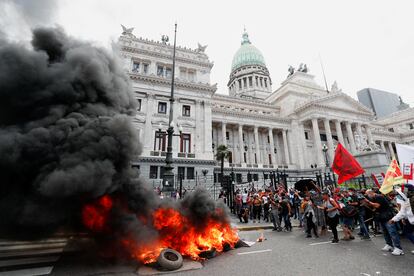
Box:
[231, 31, 266, 71]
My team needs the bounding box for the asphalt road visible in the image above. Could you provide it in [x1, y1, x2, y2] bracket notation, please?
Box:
[51, 228, 414, 276]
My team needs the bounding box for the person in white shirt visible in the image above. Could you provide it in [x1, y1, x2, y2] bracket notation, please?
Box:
[389, 186, 414, 254]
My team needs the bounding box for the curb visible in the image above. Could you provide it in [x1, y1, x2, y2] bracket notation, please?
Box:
[236, 225, 274, 231]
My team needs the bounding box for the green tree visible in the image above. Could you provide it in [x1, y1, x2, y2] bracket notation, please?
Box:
[215, 144, 230, 184]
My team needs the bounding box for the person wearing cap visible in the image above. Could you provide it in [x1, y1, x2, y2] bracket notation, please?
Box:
[364, 189, 404, 256]
[389, 186, 414, 254]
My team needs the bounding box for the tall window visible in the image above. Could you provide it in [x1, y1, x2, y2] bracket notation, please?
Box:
[267, 135, 270, 143]
[249, 76, 253, 87]
[304, 132, 309, 140]
[149, 166, 158, 179]
[188, 71, 195, 82]
[238, 79, 242, 89]
[154, 131, 166, 151]
[243, 152, 247, 163]
[268, 154, 272, 165]
[158, 102, 167, 114]
[157, 66, 164, 77]
[228, 152, 233, 164]
[178, 167, 185, 179]
[180, 134, 191, 153]
[243, 78, 247, 88]
[410, 123, 414, 130]
[255, 76, 258, 86]
[137, 99, 142, 112]
[132, 61, 140, 72]
[143, 63, 149, 74]
[187, 167, 195, 179]
[264, 78, 268, 88]
[165, 67, 172, 79]
[242, 133, 245, 142]
[226, 131, 230, 140]
[182, 105, 191, 117]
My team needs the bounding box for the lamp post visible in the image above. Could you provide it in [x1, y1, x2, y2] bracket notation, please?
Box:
[162, 23, 178, 192]
[322, 144, 329, 168]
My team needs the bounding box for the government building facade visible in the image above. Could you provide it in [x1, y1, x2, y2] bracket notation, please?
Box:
[117, 27, 414, 187]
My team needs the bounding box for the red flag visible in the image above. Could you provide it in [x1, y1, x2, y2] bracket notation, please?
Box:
[332, 143, 365, 184]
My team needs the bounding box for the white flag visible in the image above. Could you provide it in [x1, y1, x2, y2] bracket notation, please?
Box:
[396, 143, 414, 185]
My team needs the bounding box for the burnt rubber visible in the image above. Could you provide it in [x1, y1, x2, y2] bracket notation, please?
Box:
[157, 248, 183, 271]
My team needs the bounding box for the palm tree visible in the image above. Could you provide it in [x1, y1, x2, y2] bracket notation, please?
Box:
[215, 144, 230, 186]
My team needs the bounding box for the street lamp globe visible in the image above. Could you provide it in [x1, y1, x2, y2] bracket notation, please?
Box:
[322, 144, 328, 152]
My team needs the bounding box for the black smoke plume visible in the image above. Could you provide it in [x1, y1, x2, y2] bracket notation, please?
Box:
[0, 27, 233, 260]
[0, 26, 153, 238]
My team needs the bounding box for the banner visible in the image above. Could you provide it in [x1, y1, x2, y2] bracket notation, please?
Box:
[395, 144, 414, 185]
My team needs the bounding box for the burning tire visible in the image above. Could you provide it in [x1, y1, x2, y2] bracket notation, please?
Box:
[157, 248, 183, 271]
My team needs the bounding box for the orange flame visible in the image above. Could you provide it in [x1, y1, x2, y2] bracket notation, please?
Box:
[82, 195, 113, 232]
[82, 196, 239, 264]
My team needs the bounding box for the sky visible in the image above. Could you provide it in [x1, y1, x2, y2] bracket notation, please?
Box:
[1, 0, 414, 105]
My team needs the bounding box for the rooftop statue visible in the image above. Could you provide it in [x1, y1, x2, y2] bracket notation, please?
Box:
[287, 65, 295, 77]
[196, 43, 207, 53]
[298, 63, 308, 73]
[121, 24, 135, 37]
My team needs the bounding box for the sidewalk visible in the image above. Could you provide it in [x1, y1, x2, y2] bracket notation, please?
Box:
[231, 215, 301, 231]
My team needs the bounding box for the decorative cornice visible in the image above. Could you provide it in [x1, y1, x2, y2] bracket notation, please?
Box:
[294, 92, 374, 116]
[135, 156, 215, 165]
[129, 73, 217, 93]
[121, 45, 213, 69]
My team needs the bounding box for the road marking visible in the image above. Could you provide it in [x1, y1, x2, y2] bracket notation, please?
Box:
[238, 249, 272, 255]
[309, 241, 336, 246]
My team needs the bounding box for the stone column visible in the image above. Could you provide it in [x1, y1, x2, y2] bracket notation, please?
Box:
[248, 129, 254, 164]
[221, 122, 227, 146]
[334, 120, 345, 146]
[203, 101, 213, 159]
[143, 95, 155, 155]
[298, 122, 307, 169]
[254, 126, 261, 164]
[282, 129, 290, 165]
[380, 140, 386, 152]
[356, 123, 363, 149]
[365, 125, 374, 145]
[274, 131, 282, 165]
[268, 128, 276, 166]
[345, 121, 357, 154]
[323, 119, 334, 162]
[195, 100, 202, 155]
[238, 124, 244, 165]
[311, 118, 324, 165]
[388, 141, 396, 159]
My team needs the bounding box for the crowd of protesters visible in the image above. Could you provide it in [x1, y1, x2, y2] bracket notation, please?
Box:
[232, 181, 414, 256]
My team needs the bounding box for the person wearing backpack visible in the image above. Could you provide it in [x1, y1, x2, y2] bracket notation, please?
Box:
[389, 185, 414, 254]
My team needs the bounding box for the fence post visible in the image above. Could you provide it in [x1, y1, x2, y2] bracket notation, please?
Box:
[362, 174, 367, 188]
[179, 174, 183, 198]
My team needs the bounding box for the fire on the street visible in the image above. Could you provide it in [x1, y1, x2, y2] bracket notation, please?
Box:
[82, 195, 239, 264]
